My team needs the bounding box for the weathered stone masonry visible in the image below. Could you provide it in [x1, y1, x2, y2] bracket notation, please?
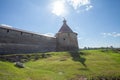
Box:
[0, 20, 79, 54]
[0, 26, 56, 53]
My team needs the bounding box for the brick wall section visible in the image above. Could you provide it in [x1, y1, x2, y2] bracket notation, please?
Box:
[0, 26, 56, 54]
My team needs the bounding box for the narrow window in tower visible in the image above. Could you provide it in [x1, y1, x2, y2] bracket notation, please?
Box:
[21, 32, 23, 35]
[63, 38, 65, 40]
[7, 29, 9, 33]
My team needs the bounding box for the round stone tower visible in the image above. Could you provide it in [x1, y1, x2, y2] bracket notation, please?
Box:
[55, 19, 79, 51]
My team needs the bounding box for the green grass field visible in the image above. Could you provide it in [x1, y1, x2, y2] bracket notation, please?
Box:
[0, 49, 120, 80]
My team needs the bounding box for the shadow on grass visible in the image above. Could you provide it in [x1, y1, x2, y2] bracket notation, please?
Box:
[78, 68, 89, 71]
[69, 51, 87, 67]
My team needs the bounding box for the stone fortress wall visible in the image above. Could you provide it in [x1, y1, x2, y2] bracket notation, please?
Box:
[0, 19, 79, 54]
[0, 26, 56, 54]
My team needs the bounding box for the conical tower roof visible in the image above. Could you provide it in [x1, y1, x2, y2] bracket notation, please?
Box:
[58, 19, 73, 33]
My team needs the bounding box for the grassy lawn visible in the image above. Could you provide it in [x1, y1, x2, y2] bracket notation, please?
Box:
[0, 49, 120, 80]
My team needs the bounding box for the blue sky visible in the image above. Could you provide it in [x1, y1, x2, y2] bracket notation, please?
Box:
[0, 0, 120, 48]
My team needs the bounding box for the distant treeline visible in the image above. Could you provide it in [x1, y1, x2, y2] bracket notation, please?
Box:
[80, 46, 120, 50]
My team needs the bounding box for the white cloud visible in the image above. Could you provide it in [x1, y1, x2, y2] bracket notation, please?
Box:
[101, 32, 120, 37]
[78, 37, 83, 40]
[86, 5, 93, 11]
[67, 0, 93, 11]
[42, 33, 54, 37]
[0, 24, 13, 28]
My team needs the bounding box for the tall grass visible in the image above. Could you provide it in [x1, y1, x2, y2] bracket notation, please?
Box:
[0, 49, 120, 80]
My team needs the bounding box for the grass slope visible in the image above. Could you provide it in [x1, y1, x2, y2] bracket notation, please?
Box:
[0, 50, 120, 80]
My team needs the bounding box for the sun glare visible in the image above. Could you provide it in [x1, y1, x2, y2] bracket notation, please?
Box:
[52, 1, 66, 16]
